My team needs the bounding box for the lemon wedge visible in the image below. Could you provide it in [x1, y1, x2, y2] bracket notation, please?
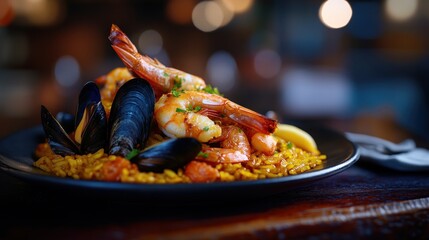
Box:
[274, 124, 319, 154]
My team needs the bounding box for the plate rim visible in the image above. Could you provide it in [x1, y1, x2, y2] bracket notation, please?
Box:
[0, 125, 360, 192]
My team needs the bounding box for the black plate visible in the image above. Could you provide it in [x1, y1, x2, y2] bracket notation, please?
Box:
[0, 125, 359, 200]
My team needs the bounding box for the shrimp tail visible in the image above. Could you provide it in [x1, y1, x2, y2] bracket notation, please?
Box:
[225, 102, 277, 134]
[109, 24, 138, 57]
[109, 24, 167, 94]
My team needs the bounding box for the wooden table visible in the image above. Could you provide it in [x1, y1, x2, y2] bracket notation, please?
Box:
[1, 117, 429, 239]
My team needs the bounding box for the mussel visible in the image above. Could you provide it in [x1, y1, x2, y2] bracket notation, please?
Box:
[108, 78, 155, 157]
[41, 78, 202, 173]
[41, 82, 108, 156]
[130, 138, 202, 173]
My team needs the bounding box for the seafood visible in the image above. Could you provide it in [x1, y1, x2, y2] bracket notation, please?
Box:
[184, 161, 219, 183]
[41, 82, 108, 156]
[130, 137, 202, 173]
[108, 78, 155, 157]
[41, 105, 80, 156]
[245, 128, 278, 156]
[154, 91, 277, 163]
[154, 91, 277, 140]
[33, 24, 327, 184]
[108, 24, 206, 95]
[55, 112, 75, 133]
[41, 78, 202, 173]
[199, 125, 251, 163]
[95, 67, 134, 115]
[108, 24, 277, 160]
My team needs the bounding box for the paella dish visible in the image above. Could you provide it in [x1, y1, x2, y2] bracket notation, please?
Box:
[34, 25, 326, 183]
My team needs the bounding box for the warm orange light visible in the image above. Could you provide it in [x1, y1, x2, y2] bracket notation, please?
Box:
[10, 0, 63, 26]
[0, 0, 15, 26]
[166, 0, 195, 25]
[220, 0, 253, 14]
[192, 1, 223, 32]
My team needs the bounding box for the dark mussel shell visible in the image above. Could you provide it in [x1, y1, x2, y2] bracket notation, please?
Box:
[80, 102, 108, 154]
[41, 81, 108, 156]
[76, 82, 101, 129]
[131, 138, 202, 173]
[41, 105, 80, 156]
[55, 112, 75, 133]
[109, 78, 155, 157]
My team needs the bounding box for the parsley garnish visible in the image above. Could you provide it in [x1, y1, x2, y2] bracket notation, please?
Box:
[197, 151, 208, 158]
[172, 89, 180, 97]
[186, 105, 202, 112]
[202, 85, 222, 96]
[163, 72, 169, 78]
[176, 108, 186, 113]
[170, 76, 184, 97]
[287, 141, 293, 149]
[203, 126, 209, 131]
[173, 76, 183, 89]
[125, 149, 140, 160]
[194, 105, 202, 112]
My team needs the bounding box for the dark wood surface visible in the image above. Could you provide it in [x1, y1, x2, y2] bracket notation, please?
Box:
[1, 117, 429, 240]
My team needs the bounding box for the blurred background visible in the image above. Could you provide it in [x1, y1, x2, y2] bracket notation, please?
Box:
[0, 0, 428, 140]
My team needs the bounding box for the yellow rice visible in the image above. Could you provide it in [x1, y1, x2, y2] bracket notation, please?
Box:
[33, 137, 326, 183]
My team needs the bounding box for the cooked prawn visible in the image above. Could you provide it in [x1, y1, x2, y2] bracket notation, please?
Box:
[154, 91, 277, 142]
[108, 24, 206, 95]
[184, 160, 219, 183]
[198, 125, 251, 163]
[250, 132, 278, 155]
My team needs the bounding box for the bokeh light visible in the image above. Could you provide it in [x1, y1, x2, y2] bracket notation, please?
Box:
[0, 0, 14, 26]
[54, 56, 80, 88]
[385, 0, 418, 22]
[192, 1, 223, 32]
[206, 51, 237, 92]
[11, 0, 63, 26]
[319, 0, 353, 29]
[215, 0, 234, 26]
[220, 0, 253, 14]
[138, 29, 163, 56]
[166, 0, 195, 25]
[254, 49, 282, 79]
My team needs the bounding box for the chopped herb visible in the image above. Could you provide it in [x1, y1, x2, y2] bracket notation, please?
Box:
[163, 72, 169, 78]
[287, 141, 293, 149]
[171, 76, 185, 97]
[172, 89, 181, 97]
[186, 105, 202, 112]
[197, 151, 208, 158]
[176, 108, 186, 113]
[202, 85, 222, 96]
[203, 126, 210, 131]
[125, 149, 140, 160]
[173, 76, 183, 89]
[194, 105, 202, 112]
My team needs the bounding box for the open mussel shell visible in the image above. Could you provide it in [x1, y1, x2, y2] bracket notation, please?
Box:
[41, 105, 80, 156]
[41, 81, 108, 156]
[55, 112, 74, 133]
[131, 138, 202, 173]
[109, 78, 155, 157]
[76, 81, 101, 129]
[80, 102, 108, 154]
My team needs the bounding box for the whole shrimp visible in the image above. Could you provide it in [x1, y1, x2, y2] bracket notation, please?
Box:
[154, 91, 277, 162]
[109, 24, 278, 161]
[108, 24, 206, 96]
[200, 125, 251, 163]
[155, 91, 276, 138]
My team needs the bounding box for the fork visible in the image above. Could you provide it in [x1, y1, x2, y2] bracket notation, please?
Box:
[345, 132, 429, 171]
